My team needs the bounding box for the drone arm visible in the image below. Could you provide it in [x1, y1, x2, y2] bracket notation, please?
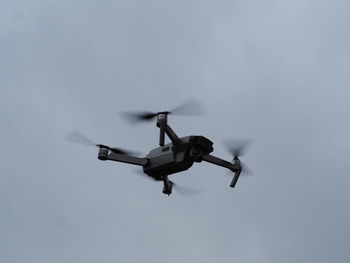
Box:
[159, 124, 166, 146]
[202, 154, 241, 188]
[159, 124, 181, 146]
[103, 152, 148, 166]
[202, 154, 234, 169]
[156, 113, 181, 146]
[165, 125, 181, 145]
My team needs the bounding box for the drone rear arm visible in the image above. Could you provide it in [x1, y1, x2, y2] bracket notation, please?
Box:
[99, 149, 148, 166]
[157, 113, 181, 146]
[202, 154, 241, 188]
[165, 125, 181, 145]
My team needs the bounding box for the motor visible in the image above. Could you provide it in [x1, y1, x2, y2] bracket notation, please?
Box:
[98, 147, 109, 160]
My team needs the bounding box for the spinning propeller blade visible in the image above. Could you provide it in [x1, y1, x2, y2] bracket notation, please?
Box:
[65, 130, 136, 155]
[121, 98, 206, 124]
[170, 98, 206, 116]
[240, 162, 254, 175]
[65, 130, 96, 146]
[223, 138, 254, 176]
[225, 161, 253, 177]
[132, 169, 202, 196]
[223, 138, 252, 157]
[121, 112, 159, 123]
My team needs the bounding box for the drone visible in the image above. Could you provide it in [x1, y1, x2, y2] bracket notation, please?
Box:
[67, 99, 252, 195]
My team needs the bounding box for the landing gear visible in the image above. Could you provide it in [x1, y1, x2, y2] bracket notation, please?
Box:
[162, 176, 173, 195]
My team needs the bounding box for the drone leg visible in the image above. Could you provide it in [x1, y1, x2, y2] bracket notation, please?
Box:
[162, 176, 173, 195]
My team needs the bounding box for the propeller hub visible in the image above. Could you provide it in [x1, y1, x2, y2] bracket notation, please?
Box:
[232, 156, 240, 165]
[97, 144, 109, 149]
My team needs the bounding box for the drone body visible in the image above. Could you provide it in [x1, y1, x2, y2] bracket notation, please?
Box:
[144, 135, 213, 178]
[67, 100, 250, 195]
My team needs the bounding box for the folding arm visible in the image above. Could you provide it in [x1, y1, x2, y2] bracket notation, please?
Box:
[159, 124, 181, 146]
[159, 123, 166, 146]
[202, 155, 235, 170]
[98, 149, 148, 166]
[157, 114, 181, 146]
[165, 125, 181, 145]
[202, 154, 241, 188]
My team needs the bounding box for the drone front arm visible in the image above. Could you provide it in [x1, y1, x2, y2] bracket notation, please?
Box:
[202, 154, 234, 170]
[99, 151, 148, 166]
[202, 154, 241, 188]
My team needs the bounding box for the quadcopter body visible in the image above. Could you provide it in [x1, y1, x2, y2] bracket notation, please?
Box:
[143, 135, 213, 179]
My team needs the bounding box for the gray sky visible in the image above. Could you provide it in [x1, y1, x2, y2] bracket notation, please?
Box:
[1, 0, 350, 262]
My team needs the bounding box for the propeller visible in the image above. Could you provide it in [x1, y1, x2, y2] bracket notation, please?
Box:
[65, 130, 136, 155]
[223, 138, 251, 157]
[223, 138, 253, 176]
[121, 98, 206, 124]
[133, 169, 202, 196]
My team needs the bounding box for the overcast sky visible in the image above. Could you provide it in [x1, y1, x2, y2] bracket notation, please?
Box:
[1, 0, 350, 262]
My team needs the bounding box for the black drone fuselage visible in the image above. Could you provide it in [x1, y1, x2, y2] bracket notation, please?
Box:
[143, 135, 213, 180]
